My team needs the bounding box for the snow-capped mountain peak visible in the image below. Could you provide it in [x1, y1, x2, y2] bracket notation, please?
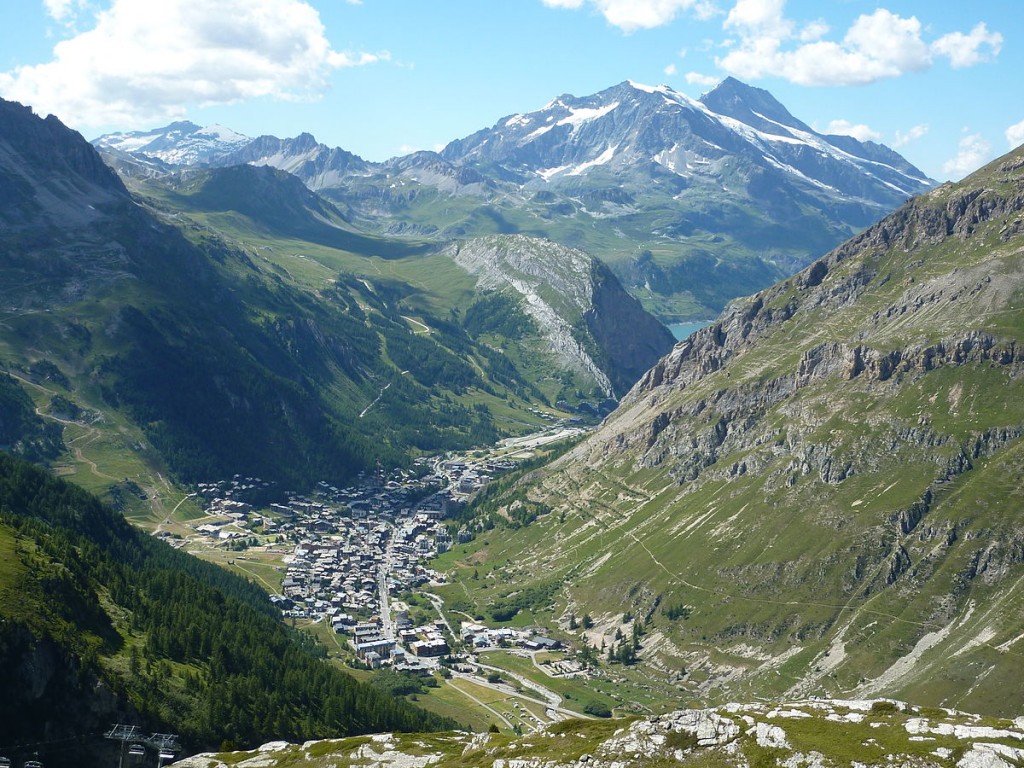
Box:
[438, 78, 932, 205]
[93, 121, 251, 166]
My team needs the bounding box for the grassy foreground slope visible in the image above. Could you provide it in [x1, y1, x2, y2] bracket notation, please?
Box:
[433, 146, 1024, 717]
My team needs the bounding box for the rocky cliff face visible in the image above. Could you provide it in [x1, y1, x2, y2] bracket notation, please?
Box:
[1, 98, 128, 228]
[611, 150, 1024, 468]
[584, 260, 678, 396]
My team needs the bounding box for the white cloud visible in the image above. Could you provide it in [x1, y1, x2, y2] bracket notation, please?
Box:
[1007, 120, 1024, 150]
[42, 0, 93, 23]
[932, 23, 1002, 69]
[724, 0, 791, 38]
[717, 5, 1001, 87]
[664, 63, 678, 76]
[686, 71, 720, 87]
[43, 0, 73, 21]
[541, 0, 719, 32]
[942, 132, 992, 180]
[1, 0, 386, 130]
[825, 119, 881, 143]
[798, 19, 828, 43]
[892, 124, 929, 148]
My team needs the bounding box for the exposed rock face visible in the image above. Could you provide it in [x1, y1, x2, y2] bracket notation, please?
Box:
[583, 261, 678, 396]
[591, 164, 1024, 509]
[219, 132, 371, 190]
[0, 98, 128, 229]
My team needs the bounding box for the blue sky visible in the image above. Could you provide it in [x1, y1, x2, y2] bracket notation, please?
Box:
[1, 0, 1020, 181]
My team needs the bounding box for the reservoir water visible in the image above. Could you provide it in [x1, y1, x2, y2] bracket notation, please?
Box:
[668, 321, 712, 341]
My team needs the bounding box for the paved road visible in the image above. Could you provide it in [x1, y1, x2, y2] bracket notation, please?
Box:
[377, 525, 395, 640]
[455, 667, 588, 721]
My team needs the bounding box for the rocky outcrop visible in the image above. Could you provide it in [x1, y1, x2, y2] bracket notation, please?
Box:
[608, 150, 1024, 487]
[0, 97, 128, 229]
[171, 699, 1024, 768]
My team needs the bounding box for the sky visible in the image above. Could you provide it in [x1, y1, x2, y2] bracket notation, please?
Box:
[1, 0, 1021, 182]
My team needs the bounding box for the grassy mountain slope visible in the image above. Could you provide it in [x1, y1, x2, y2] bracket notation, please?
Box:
[432, 146, 1024, 717]
[0, 451, 455, 767]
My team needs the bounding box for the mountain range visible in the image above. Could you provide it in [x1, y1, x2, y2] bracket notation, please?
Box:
[94, 77, 935, 321]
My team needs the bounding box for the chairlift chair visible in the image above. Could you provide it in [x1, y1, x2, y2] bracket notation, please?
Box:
[0, 757, 10, 767]
[24, 761, 43, 768]
[128, 743, 145, 758]
[158, 749, 175, 763]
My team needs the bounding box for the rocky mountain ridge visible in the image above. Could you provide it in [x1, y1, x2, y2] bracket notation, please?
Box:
[443, 78, 928, 206]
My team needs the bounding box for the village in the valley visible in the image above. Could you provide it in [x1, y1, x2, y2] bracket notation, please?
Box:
[164, 424, 593, 727]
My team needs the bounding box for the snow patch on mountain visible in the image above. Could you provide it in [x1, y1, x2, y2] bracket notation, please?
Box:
[94, 121, 252, 166]
[526, 124, 555, 141]
[557, 101, 620, 129]
[570, 144, 617, 176]
[195, 124, 248, 143]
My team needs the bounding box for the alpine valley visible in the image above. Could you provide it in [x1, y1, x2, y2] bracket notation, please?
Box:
[1, 72, 1024, 768]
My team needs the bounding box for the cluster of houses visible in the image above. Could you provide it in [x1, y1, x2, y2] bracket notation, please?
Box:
[337, 614, 451, 670]
[460, 622, 562, 653]
[274, 511, 448, 621]
[189, 438, 581, 672]
[190, 472, 460, 624]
